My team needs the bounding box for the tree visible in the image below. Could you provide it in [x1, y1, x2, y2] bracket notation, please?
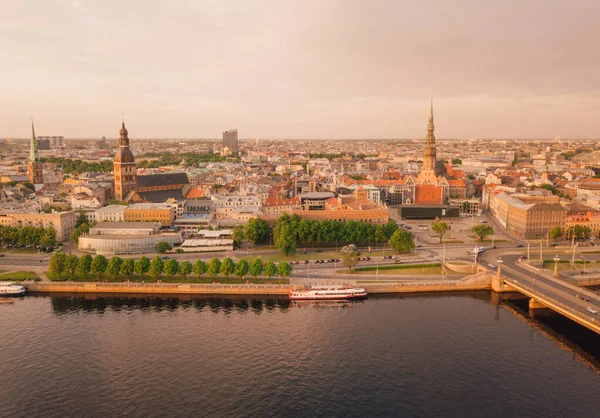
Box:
[155, 241, 172, 254]
[384, 219, 399, 239]
[134, 257, 151, 280]
[65, 254, 79, 279]
[207, 258, 222, 277]
[220, 257, 235, 281]
[164, 258, 180, 278]
[389, 230, 415, 253]
[193, 260, 207, 279]
[249, 258, 263, 280]
[39, 227, 57, 250]
[573, 225, 592, 240]
[374, 226, 386, 248]
[148, 256, 164, 280]
[244, 218, 270, 244]
[550, 226, 563, 241]
[264, 261, 277, 279]
[75, 211, 90, 228]
[452, 158, 463, 166]
[120, 258, 135, 280]
[90, 255, 108, 280]
[234, 259, 249, 280]
[105, 256, 123, 280]
[471, 224, 494, 242]
[70, 223, 89, 243]
[49, 253, 67, 279]
[277, 262, 292, 284]
[431, 220, 450, 244]
[232, 226, 245, 247]
[179, 261, 193, 282]
[274, 223, 296, 256]
[342, 250, 359, 273]
[76, 254, 93, 279]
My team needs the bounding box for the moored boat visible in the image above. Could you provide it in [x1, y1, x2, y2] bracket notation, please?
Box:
[0, 282, 27, 296]
[289, 285, 367, 301]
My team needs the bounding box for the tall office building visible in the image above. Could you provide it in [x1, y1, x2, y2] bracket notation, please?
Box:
[222, 129, 238, 155]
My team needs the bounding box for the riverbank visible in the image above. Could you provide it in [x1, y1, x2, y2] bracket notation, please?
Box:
[21, 271, 492, 295]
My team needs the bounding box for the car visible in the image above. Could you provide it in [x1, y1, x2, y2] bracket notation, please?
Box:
[0, 254, 4, 257]
[480, 220, 487, 224]
[516, 244, 524, 248]
[488, 264, 496, 269]
[416, 245, 422, 248]
[161, 256, 169, 260]
[587, 306, 598, 314]
[576, 294, 590, 302]
[316, 249, 323, 253]
[366, 257, 371, 261]
[491, 245, 497, 249]
[394, 260, 403, 264]
[304, 260, 309, 264]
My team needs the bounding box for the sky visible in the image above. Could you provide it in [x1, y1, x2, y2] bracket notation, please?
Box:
[1, 0, 599, 139]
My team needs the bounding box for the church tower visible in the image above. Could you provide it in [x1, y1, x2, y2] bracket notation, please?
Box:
[27, 119, 44, 186]
[417, 98, 438, 184]
[113, 120, 137, 201]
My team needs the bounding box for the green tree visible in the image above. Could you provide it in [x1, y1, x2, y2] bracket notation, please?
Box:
[105, 256, 123, 280]
[277, 262, 292, 284]
[39, 227, 57, 250]
[374, 226, 386, 248]
[431, 220, 450, 243]
[134, 257, 151, 280]
[65, 254, 79, 279]
[573, 225, 592, 240]
[389, 230, 415, 253]
[164, 258, 180, 277]
[234, 259, 249, 280]
[220, 257, 235, 281]
[179, 261, 193, 281]
[249, 258, 263, 280]
[274, 223, 296, 256]
[232, 226, 245, 247]
[342, 250, 359, 273]
[120, 258, 135, 280]
[452, 158, 462, 165]
[155, 241, 172, 253]
[193, 260, 207, 279]
[207, 258, 222, 277]
[384, 219, 399, 239]
[244, 218, 270, 244]
[149, 256, 164, 280]
[49, 253, 67, 279]
[76, 254, 93, 279]
[264, 261, 277, 279]
[471, 224, 494, 242]
[75, 211, 90, 228]
[90, 255, 108, 280]
[70, 223, 90, 243]
[550, 226, 563, 241]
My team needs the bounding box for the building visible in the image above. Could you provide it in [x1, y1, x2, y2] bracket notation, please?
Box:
[91, 205, 126, 223]
[416, 99, 437, 185]
[123, 203, 175, 226]
[132, 172, 190, 202]
[223, 129, 238, 155]
[179, 229, 234, 252]
[78, 222, 182, 256]
[113, 121, 137, 201]
[28, 120, 43, 187]
[0, 209, 77, 241]
[174, 200, 214, 236]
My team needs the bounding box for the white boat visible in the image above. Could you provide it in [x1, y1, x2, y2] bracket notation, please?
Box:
[0, 282, 27, 296]
[289, 285, 367, 301]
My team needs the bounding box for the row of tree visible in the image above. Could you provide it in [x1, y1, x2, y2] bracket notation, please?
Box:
[48, 253, 292, 283]
[0, 225, 57, 249]
[272, 214, 400, 255]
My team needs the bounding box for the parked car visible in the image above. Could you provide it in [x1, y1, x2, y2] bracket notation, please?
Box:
[516, 244, 524, 248]
[304, 260, 309, 264]
[161, 256, 169, 260]
[316, 249, 323, 253]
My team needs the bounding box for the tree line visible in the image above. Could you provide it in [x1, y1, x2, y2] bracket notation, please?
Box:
[272, 213, 400, 255]
[41, 157, 114, 174]
[0, 225, 57, 250]
[48, 253, 292, 283]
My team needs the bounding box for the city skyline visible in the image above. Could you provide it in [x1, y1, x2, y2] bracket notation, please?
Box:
[1, 0, 599, 139]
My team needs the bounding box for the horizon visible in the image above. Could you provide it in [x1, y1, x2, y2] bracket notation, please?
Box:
[2, 0, 599, 138]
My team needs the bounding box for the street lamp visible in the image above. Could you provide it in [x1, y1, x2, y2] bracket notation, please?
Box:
[497, 257, 504, 279]
[553, 255, 560, 278]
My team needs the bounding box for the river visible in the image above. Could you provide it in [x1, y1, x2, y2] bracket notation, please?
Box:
[1, 292, 599, 417]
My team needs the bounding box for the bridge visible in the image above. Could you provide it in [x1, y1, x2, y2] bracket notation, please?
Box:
[492, 254, 600, 334]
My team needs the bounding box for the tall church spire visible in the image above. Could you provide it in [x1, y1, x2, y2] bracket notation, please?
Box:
[426, 97, 435, 145]
[29, 118, 40, 163]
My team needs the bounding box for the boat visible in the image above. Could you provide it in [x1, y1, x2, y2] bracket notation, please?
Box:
[289, 285, 367, 301]
[0, 282, 27, 296]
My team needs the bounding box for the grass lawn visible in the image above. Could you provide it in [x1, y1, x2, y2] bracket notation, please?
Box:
[337, 263, 443, 276]
[442, 240, 464, 244]
[45, 272, 287, 285]
[0, 271, 41, 281]
[238, 249, 396, 263]
[541, 259, 599, 271]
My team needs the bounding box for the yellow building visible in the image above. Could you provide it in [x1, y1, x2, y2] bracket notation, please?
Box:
[0, 210, 77, 241]
[123, 203, 175, 226]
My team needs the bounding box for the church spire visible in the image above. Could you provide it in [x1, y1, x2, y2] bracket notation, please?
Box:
[29, 118, 39, 163]
[426, 97, 435, 144]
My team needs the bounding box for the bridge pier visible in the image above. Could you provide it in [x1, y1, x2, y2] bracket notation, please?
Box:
[528, 298, 547, 310]
[491, 275, 516, 293]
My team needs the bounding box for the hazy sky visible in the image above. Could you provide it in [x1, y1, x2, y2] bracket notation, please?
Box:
[1, 0, 599, 139]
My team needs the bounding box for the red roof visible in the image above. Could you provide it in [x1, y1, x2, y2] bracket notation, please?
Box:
[414, 184, 443, 205]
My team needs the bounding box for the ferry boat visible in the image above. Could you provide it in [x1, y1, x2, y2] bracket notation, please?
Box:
[289, 285, 367, 301]
[0, 282, 27, 296]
